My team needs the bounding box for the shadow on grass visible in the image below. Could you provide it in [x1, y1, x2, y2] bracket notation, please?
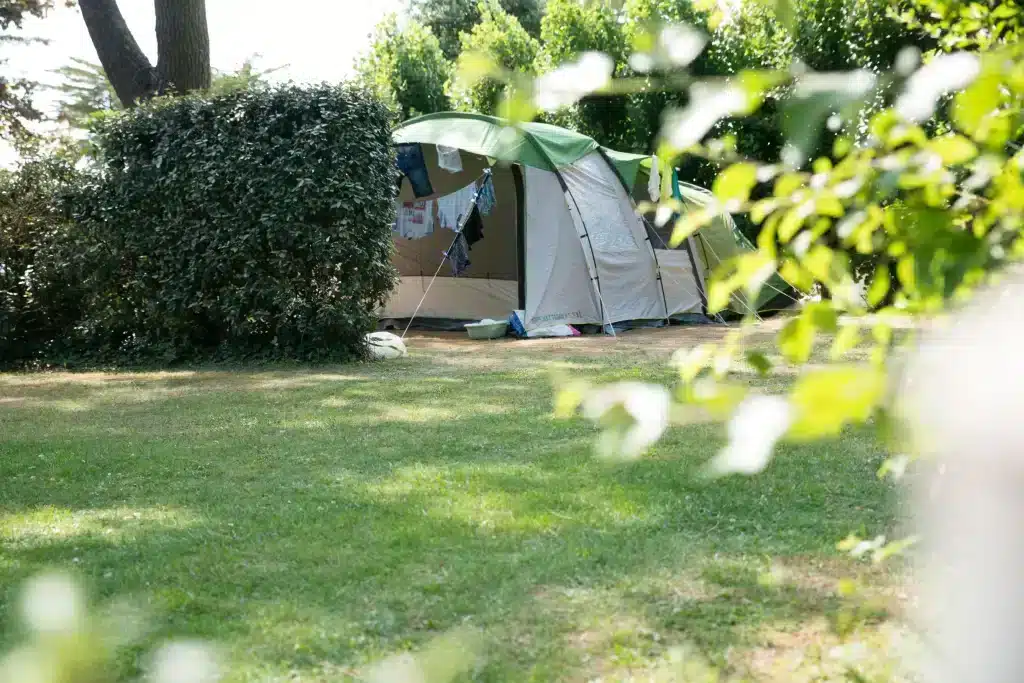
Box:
[0, 360, 895, 680]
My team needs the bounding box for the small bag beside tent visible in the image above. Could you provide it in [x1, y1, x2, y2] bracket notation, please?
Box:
[382, 113, 792, 333]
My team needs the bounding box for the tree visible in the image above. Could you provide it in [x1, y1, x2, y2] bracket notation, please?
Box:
[77, 0, 210, 108]
[49, 57, 116, 127]
[0, 0, 59, 144]
[448, 1, 540, 115]
[410, 0, 545, 59]
[50, 56, 282, 129]
[536, 0, 630, 148]
[357, 14, 450, 121]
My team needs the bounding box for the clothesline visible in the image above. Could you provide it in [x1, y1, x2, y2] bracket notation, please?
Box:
[392, 173, 496, 242]
[401, 169, 493, 338]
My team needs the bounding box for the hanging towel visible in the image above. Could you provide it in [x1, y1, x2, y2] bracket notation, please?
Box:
[437, 145, 464, 173]
[648, 155, 661, 202]
[446, 233, 471, 276]
[395, 200, 434, 239]
[397, 143, 434, 198]
[437, 183, 477, 232]
[477, 175, 497, 216]
[462, 205, 485, 247]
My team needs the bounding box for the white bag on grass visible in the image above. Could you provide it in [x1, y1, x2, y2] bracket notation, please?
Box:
[365, 332, 407, 360]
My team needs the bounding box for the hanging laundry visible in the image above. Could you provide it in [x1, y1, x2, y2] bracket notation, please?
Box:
[648, 155, 661, 202]
[436, 145, 464, 173]
[477, 175, 497, 216]
[396, 143, 434, 198]
[446, 233, 471, 276]
[394, 200, 435, 239]
[436, 183, 477, 232]
[462, 205, 485, 247]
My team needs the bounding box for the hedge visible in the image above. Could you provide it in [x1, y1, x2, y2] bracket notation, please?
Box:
[0, 155, 84, 366]
[69, 84, 399, 363]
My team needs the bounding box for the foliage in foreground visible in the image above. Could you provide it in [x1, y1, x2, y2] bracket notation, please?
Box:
[445, 0, 1023, 674]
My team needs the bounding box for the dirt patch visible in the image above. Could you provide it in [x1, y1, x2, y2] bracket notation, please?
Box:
[405, 319, 786, 363]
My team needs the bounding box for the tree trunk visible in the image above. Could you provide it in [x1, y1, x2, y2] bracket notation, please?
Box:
[78, 0, 211, 107]
[78, 0, 163, 108]
[155, 0, 210, 92]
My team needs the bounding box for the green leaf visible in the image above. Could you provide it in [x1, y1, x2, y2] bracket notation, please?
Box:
[673, 344, 715, 383]
[713, 162, 759, 203]
[553, 379, 589, 418]
[685, 378, 749, 419]
[775, 172, 806, 198]
[735, 251, 778, 296]
[803, 245, 845, 284]
[745, 350, 773, 376]
[453, 50, 503, 88]
[867, 264, 890, 307]
[806, 302, 838, 333]
[777, 316, 813, 364]
[777, 205, 808, 243]
[896, 254, 916, 295]
[499, 83, 538, 124]
[927, 134, 978, 165]
[788, 366, 886, 440]
[833, 136, 853, 158]
[707, 279, 734, 314]
[953, 73, 1001, 141]
[750, 199, 778, 225]
[779, 259, 814, 292]
[777, 302, 838, 364]
[830, 324, 861, 360]
[670, 208, 712, 247]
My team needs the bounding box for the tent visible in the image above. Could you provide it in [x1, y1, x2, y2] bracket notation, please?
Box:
[624, 160, 798, 317]
[381, 112, 794, 332]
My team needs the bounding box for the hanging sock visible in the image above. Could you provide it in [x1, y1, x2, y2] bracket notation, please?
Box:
[477, 175, 497, 216]
[648, 155, 661, 202]
[396, 143, 434, 198]
[437, 145, 464, 173]
[462, 205, 485, 247]
[446, 233, 471, 276]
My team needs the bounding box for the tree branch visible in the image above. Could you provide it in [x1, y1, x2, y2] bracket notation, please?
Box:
[78, 0, 162, 107]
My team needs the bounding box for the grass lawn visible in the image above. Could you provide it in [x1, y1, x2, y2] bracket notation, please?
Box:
[0, 326, 905, 682]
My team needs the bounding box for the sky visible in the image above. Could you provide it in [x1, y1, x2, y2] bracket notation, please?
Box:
[3, 0, 403, 163]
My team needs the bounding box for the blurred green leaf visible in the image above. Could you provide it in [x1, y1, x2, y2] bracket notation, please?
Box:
[830, 324, 861, 360]
[672, 344, 715, 383]
[953, 71, 1002, 142]
[713, 162, 759, 203]
[788, 366, 886, 439]
[867, 264, 891, 307]
[777, 315, 813, 363]
[670, 207, 713, 247]
[745, 350, 773, 376]
[927, 134, 978, 165]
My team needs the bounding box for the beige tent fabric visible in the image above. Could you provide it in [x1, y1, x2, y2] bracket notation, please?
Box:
[379, 276, 518, 321]
[391, 147, 518, 281]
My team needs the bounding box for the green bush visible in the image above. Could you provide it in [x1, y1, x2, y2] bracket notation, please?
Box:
[0, 154, 84, 366]
[69, 84, 399, 363]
